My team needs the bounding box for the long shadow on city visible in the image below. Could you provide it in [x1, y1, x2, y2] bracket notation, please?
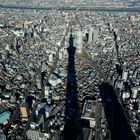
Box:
[61, 34, 83, 140]
[99, 82, 136, 140]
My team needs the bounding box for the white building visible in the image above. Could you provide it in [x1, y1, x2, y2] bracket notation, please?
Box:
[59, 51, 63, 59]
[49, 54, 53, 62]
[44, 86, 49, 98]
[88, 27, 93, 43]
[122, 71, 128, 82]
[74, 30, 83, 54]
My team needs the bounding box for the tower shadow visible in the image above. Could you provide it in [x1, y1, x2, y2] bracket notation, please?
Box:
[62, 34, 83, 140]
[99, 82, 136, 140]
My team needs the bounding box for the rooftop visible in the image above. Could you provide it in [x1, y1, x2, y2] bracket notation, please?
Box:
[0, 111, 11, 124]
[82, 100, 96, 119]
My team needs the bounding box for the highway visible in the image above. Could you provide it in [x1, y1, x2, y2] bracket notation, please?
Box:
[0, 4, 140, 12]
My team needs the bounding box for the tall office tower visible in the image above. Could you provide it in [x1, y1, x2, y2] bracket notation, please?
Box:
[36, 74, 41, 90]
[44, 86, 49, 98]
[88, 27, 93, 43]
[74, 30, 83, 54]
[49, 54, 53, 62]
[93, 28, 98, 43]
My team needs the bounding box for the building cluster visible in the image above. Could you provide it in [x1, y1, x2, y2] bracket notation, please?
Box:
[0, 9, 69, 140]
[83, 12, 140, 139]
[0, 5, 140, 140]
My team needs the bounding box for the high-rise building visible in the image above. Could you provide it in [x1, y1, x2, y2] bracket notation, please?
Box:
[49, 54, 53, 62]
[93, 28, 98, 43]
[74, 30, 83, 54]
[59, 51, 63, 59]
[36, 74, 41, 90]
[44, 86, 49, 98]
[88, 27, 93, 43]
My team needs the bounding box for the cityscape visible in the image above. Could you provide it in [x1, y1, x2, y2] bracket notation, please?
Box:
[0, 0, 140, 140]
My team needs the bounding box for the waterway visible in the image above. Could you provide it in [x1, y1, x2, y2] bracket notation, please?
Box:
[1, 5, 140, 12]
